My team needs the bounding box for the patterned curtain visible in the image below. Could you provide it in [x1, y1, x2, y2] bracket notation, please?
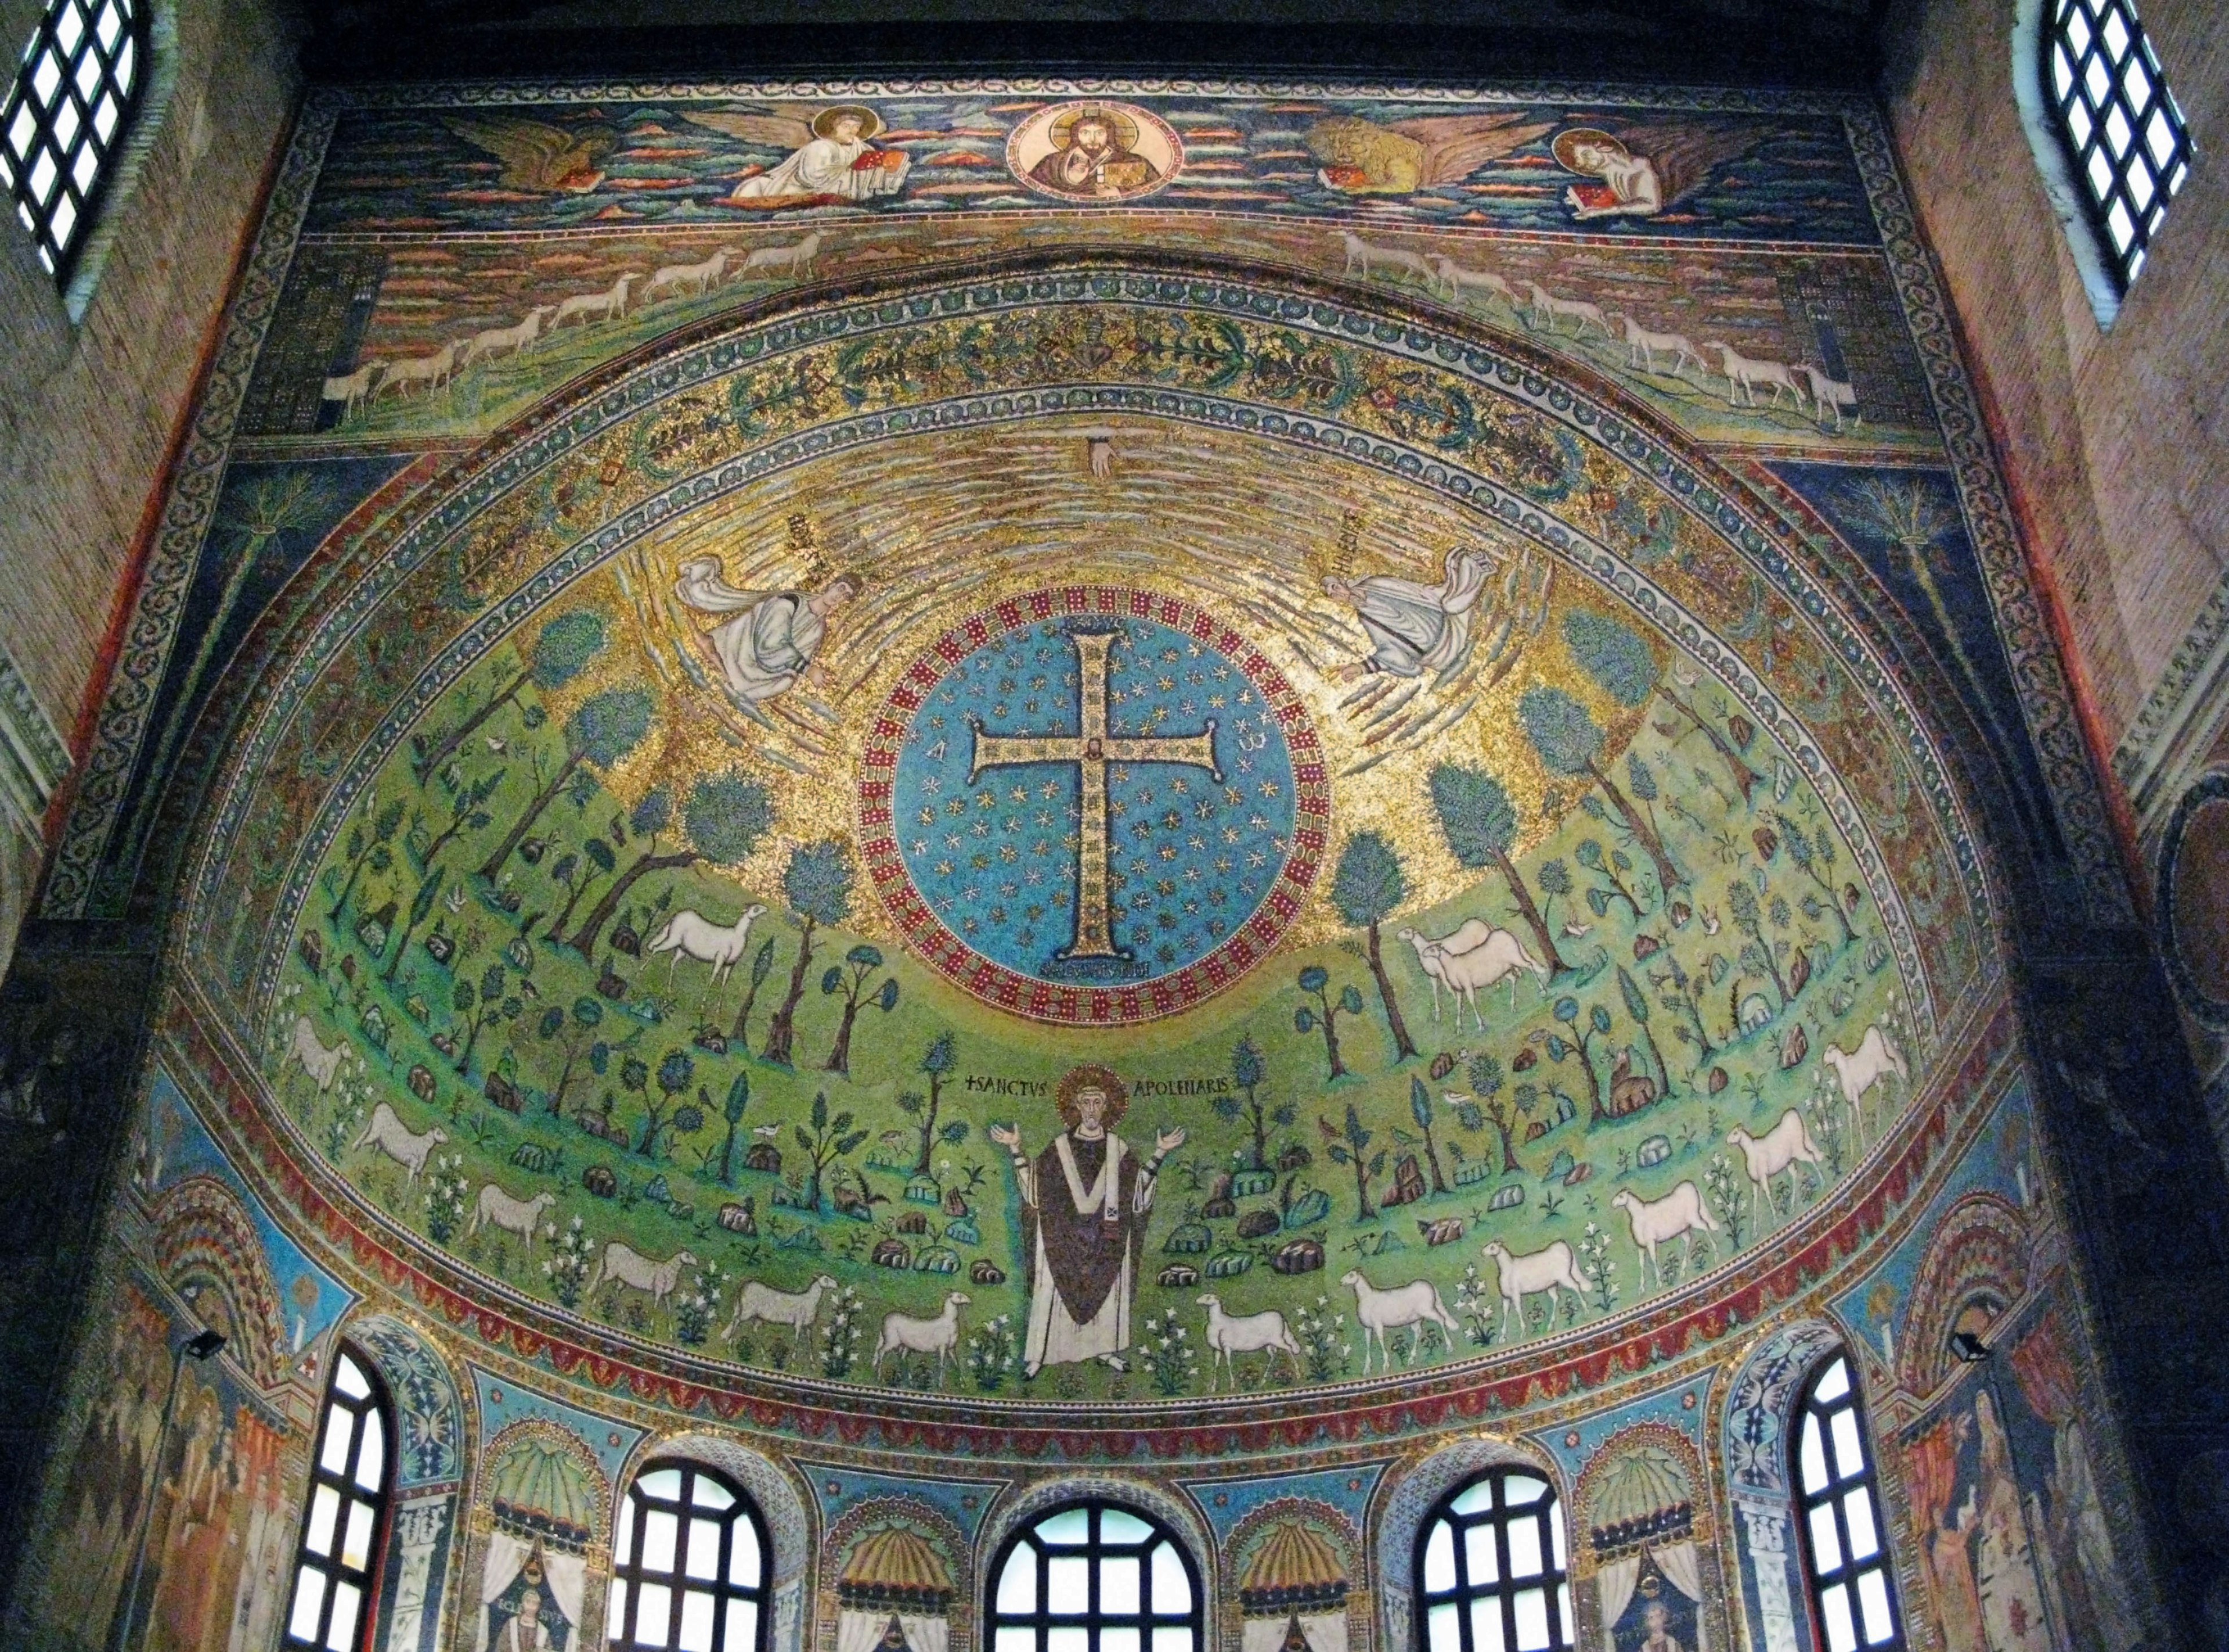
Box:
[2008, 1311, 2079, 1427]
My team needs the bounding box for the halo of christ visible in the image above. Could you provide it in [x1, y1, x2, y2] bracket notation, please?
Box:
[860, 587, 1329, 1025]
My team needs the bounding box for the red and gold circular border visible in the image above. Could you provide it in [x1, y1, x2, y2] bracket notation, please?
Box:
[857, 585, 1330, 1026]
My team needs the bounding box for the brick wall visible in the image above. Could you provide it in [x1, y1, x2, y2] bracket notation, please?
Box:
[0, 0, 297, 943]
[1882, 0, 2226, 788]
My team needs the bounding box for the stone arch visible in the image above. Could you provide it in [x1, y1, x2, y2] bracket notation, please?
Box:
[1574, 1422, 1723, 1652]
[1372, 1434, 1563, 1652]
[978, 1473, 1219, 1627]
[1226, 1495, 1361, 1652]
[147, 1172, 288, 1389]
[823, 1496, 968, 1652]
[1718, 1317, 1852, 1652]
[1897, 1192, 2033, 1402]
[336, 1311, 470, 1652]
[612, 1428, 814, 1652]
[467, 1416, 612, 1652]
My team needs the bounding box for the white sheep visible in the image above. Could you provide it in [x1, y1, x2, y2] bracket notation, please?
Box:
[287, 1016, 348, 1092]
[1611, 1182, 1721, 1288]
[1823, 1026, 1906, 1117]
[1396, 922, 1546, 1030]
[646, 904, 767, 986]
[551, 271, 642, 329]
[1333, 230, 1434, 285]
[1197, 1294, 1301, 1390]
[468, 1185, 557, 1247]
[735, 232, 823, 280]
[352, 1102, 447, 1182]
[319, 360, 385, 418]
[587, 1242, 699, 1310]
[645, 248, 730, 303]
[374, 341, 460, 398]
[875, 1292, 970, 1382]
[1481, 1239, 1589, 1334]
[726, 1274, 839, 1345]
[1340, 1271, 1459, 1373]
[1726, 1109, 1824, 1222]
[1524, 281, 1613, 337]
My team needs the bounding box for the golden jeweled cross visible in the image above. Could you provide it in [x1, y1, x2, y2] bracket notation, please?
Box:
[968, 629, 1220, 961]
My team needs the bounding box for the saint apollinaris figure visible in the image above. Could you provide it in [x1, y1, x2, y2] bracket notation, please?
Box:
[989, 1066, 1184, 1377]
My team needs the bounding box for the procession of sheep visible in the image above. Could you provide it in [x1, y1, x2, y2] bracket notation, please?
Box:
[319, 231, 827, 418]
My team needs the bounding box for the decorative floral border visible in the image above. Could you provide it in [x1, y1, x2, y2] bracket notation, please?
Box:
[1842, 106, 2133, 924]
[858, 585, 1329, 1026]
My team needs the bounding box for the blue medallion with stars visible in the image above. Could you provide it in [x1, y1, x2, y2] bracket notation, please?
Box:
[890, 611, 1299, 987]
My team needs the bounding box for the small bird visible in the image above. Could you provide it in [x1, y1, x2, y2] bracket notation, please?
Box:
[1561, 919, 1592, 938]
[1700, 906, 1721, 935]
[443, 884, 467, 914]
[1671, 661, 1703, 688]
[751, 1123, 782, 1138]
[486, 734, 507, 753]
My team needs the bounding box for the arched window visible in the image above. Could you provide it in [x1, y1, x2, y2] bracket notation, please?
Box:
[1415, 1467, 1574, 1652]
[987, 1500, 1202, 1652]
[1, 0, 145, 276]
[609, 1460, 771, 1652]
[2042, 0, 2190, 288]
[1794, 1355, 1905, 1652]
[283, 1348, 394, 1651]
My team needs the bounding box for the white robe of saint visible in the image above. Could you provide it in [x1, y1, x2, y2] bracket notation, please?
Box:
[1347, 549, 1492, 679]
[1016, 1132, 1160, 1374]
[733, 135, 909, 201]
[676, 557, 828, 707]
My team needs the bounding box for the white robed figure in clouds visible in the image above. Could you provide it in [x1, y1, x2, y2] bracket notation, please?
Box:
[1325, 546, 1494, 684]
[687, 106, 910, 205]
[674, 556, 860, 711]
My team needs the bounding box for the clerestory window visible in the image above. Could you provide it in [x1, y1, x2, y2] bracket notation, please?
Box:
[283, 1348, 394, 1651]
[2043, 0, 2191, 288]
[0, 0, 145, 277]
[1793, 1355, 1905, 1652]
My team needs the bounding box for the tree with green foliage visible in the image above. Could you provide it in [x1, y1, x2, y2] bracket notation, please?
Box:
[1409, 1077, 1449, 1196]
[551, 836, 618, 937]
[1318, 1103, 1385, 1222]
[1617, 964, 1674, 1096]
[536, 995, 605, 1116]
[716, 1072, 750, 1185]
[763, 841, 853, 1066]
[1292, 964, 1365, 1081]
[1726, 880, 1788, 1008]
[1464, 1051, 1534, 1174]
[724, 933, 776, 1052]
[903, 1032, 958, 1176]
[384, 769, 506, 984]
[1213, 1035, 1290, 1173]
[1519, 685, 1686, 894]
[451, 964, 519, 1077]
[328, 793, 407, 922]
[415, 610, 607, 784]
[821, 946, 899, 1074]
[1650, 948, 1720, 1065]
[635, 1049, 704, 1159]
[1541, 993, 1614, 1123]
[1564, 609, 1760, 806]
[1575, 836, 1644, 920]
[1429, 763, 1570, 974]
[1330, 831, 1418, 1062]
[1774, 810, 1856, 947]
[794, 1091, 868, 1214]
[1535, 858, 1573, 932]
[481, 687, 654, 881]
[566, 769, 772, 957]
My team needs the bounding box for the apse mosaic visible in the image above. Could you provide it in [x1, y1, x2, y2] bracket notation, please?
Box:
[21, 70, 2097, 1440]
[195, 251, 1986, 1410]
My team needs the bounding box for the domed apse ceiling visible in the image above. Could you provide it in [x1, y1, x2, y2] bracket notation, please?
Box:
[167, 245, 2003, 1420]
